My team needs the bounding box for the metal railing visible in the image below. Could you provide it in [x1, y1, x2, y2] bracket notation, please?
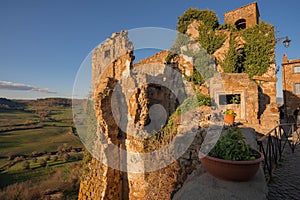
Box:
[257, 122, 300, 181]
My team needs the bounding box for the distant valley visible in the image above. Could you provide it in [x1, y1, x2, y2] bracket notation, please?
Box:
[0, 97, 84, 199]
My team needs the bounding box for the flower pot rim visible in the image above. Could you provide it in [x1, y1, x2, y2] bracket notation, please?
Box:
[199, 149, 264, 165]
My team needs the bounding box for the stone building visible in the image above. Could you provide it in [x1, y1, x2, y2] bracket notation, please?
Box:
[185, 2, 279, 133]
[281, 54, 300, 114]
[210, 2, 278, 132]
[224, 2, 259, 29]
[78, 2, 279, 200]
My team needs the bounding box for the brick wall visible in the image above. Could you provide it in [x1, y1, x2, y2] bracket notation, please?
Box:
[282, 54, 300, 113]
[224, 2, 259, 28]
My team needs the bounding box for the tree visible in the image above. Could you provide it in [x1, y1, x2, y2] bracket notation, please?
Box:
[53, 155, 58, 162]
[45, 155, 51, 161]
[62, 153, 70, 162]
[22, 161, 30, 170]
[32, 157, 37, 163]
[177, 8, 219, 33]
[39, 159, 47, 167]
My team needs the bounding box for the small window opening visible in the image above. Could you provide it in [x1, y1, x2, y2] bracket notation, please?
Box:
[104, 50, 110, 58]
[293, 65, 300, 73]
[235, 19, 246, 30]
[294, 83, 300, 95]
[219, 94, 241, 105]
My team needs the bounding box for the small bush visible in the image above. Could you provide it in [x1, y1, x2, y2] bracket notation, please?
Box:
[13, 156, 24, 162]
[45, 155, 51, 161]
[175, 94, 211, 115]
[177, 8, 219, 33]
[0, 181, 41, 200]
[53, 155, 58, 162]
[22, 161, 30, 170]
[209, 128, 256, 161]
[32, 157, 37, 163]
[62, 153, 70, 162]
[39, 159, 47, 167]
[31, 151, 38, 157]
[7, 153, 17, 161]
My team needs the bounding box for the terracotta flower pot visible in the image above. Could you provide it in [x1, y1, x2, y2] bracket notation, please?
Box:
[199, 149, 264, 182]
[224, 114, 235, 124]
[271, 109, 278, 113]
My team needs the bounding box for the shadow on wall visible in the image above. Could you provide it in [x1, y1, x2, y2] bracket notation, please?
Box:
[258, 86, 270, 120]
[283, 90, 300, 119]
[100, 78, 130, 200]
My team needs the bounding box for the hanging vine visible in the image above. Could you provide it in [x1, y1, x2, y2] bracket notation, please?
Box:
[242, 22, 276, 77]
[221, 34, 245, 73]
[198, 23, 226, 55]
[172, 8, 275, 82]
[221, 22, 275, 78]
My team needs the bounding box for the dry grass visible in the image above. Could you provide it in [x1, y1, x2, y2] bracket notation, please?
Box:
[0, 162, 82, 199]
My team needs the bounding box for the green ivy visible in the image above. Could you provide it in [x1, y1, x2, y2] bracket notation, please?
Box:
[185, 69, 204, 85]
[166, 32, 216, 85]
[177, 8, 219, 33]
[221, 22, 275, 78]
[221, 34, 245, 73]
[175, 9, 275, 81]
[198, 24, 226, 55]
[165, 34, 190, 64]
[242, 22, 276, 77]
[217, 23, 237, 31]
[181, 45, 216, 84]
[174, 94, 211, 115]
[144, 94, 211, 152]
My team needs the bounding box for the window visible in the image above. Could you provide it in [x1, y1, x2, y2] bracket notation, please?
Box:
[293, 65, 300, 73]
[235, 19, 246, 30]
[219, 94, 241, 105]
[294, 83, 300, 95]
[104, 50, 110, 58]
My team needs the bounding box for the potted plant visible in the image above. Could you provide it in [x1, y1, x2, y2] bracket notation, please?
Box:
[224, 109, 237, 124]
[230, 94, 241, 104]
[270, 107, 278, 113]
[199, 128, 263, 182]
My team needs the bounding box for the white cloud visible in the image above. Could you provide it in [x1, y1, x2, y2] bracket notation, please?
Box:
[0, 80, 57, 94]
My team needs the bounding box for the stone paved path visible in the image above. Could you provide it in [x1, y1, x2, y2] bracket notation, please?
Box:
[267, 146, 300, 199]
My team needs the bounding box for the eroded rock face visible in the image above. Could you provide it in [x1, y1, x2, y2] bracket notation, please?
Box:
[78, 31, 209, 200]
[92, 30, 133, 92]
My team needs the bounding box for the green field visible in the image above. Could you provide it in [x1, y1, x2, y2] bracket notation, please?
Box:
[0, 153, 83, 188]
[0, 98, 84, 199]
[0, 111, 39, 127]
[0, 127, 81, 156]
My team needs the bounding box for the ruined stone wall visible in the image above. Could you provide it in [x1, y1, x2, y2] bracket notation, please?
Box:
[282, 55, 300, 113]
[79, 31, 211, 200]
[126, 50, 210, 199]
[92, 31, 133, 92]
[143, 124, 208, 200]
[253, 72, 279, 132]
[79, 31, 135, 200]
[224, 2, 259, 28]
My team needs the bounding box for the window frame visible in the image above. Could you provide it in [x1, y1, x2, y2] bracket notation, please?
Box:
[294, 83, 300, 95]
[293, 65, 300, 73]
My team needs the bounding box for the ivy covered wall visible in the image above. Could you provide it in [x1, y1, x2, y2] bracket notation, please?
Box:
[173, 8, 276, 81]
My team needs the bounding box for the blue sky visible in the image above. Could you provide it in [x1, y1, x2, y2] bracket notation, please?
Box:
[0, 0, 299, 99]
